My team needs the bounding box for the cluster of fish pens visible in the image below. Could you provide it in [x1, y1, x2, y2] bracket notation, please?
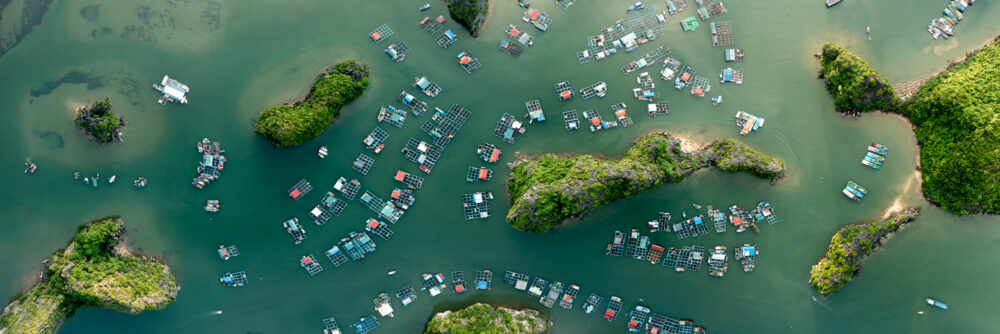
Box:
[192, 138, 226, 189]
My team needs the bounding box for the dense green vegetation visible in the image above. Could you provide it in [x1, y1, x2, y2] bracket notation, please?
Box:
[0, 218, 179, 334]
[506, 133, 784, 233]
[255, 59, 369, 148]
[810, 208, 921, 296]
[818, 43, 896, 113]
[74, 98, 125, 144]
[446, 0, 489, 37]
[424, 303, 550, 334]
[903, 39, 1000, 214]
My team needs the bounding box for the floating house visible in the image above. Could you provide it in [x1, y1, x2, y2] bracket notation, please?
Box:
[523, 9, 551, 31]
[373, 293, 394, 318]
[720, 67, 743, 84]
[366, 218, 394, 240]
[284, 218, 306, 245]
[377, 105, 407, 128]
[724, 48, 745, 62]
[559, 284, 580, 310]
[504, 271, 531, 291]
[735, 244, 758, 272]
[390, 188, 416, 210]
[648, 101, 670, 116]
[398, 91, 428, 116]
[690, 75, 711, 97]
[395, 285, 418, 306]
[333, 177, 361, 200]
[555, 82, 573, 101]
[363, 127, 389, 154]
[563, 110, 580, 130]
[735, 110, 764, 135]
[582, 294, 603, 315]
[584, 109, 618, 132]
[220, 271, 247, 287]
[152, 75, 189, 104]
[612, 103, 633, 127]
[413, 76, 441, 97]
[309, 205, 332, 225]
[320, 191, 348, 216]
[461, 191, 494, 220]
[394, 170, 424, 189]
[436, 29, 457, 48]
[506, 24, 534, 46]
[527, 277, 548, 297]
[384, 43, 409, 62]
[452, 271, 466, 294]
[708, 246, 728, 277]
[475, 270, 492, 290]
[419, 15, 445, 34]
[466, 166, 493, 182]
[477, 142, 502, 163]
[674, 66, 695, 89]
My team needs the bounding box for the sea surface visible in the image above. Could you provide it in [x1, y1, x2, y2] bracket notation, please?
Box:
[2, 0, 999, 333]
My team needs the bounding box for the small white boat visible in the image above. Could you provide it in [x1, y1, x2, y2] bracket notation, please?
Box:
[108, 175, 116, 184]
[388, 270, 397, 276]
[318, 146, 328, 159]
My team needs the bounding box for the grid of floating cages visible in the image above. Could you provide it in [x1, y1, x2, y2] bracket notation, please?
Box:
[690, 76, 711, 97]
[391, 188, 416, 210]
[421, 104, 471, 147]
[579, 81, 608, 100]
[556, 0, 576, 9]
[612, 103, 633, 127]
[320, 191, 348, 216]
[563, 110, 580, 130]
[499, 39, 523, 57]
[363, 127, 389, 154]
[436, 29, 458, 48]
[525, 100, 545, 122]
[394, 170, 424, 190]
[621, 45, 671, 75]
[648, 101, 670, 116]
[369, 24, 393, 43]
[466, 166, 493, 182]
[301, 255, 323, 276]
[554, 82, 573, 101]
[309, 205, 332, 225]
[456, 52, 482, 73]
[493, 113, 524, 144]
[360, 190, 385, 214]
[322, 317, 340, 332]
[384, 42, 409, 62]
[334, 177, 361, 200]
[366, 218, 394, 240]
[477, 142, 502, 163]
[710, 21, 734, 46]
[578, 6, 666, 64]
[398, 91, 429, 116]
[505, 24, 534, 47]
[413, 75, 441, 97]
[419, 15, 445, 34]
[378, 105, 407, 128]
[665, 0, 689, 15]
[403, 138, 443, 173]
[352, 154, 375, 175]
[352, 315, 380, 334]
[325, 245, 349, 267]
[220, 271, 248, 287]
[475, 270, 492, 290]
[396, 285, 418, 306]
[462, 192, 493, 220]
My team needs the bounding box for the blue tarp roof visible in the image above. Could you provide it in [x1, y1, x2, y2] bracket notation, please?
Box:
[403, 94, 414, 102]
[693, 216, 703, 225]
[445, 30, 456, 39]
[477, 281, 488, 289]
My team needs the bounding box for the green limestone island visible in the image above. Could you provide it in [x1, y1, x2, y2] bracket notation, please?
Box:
[446, 0, 489, 37]
[817, 43, 895, 114]
[424, 303, 551, 334]
[506, 132, 785, 233]
[74, 98, 125, 144]
[0, 218, 179, 334]
[820, 39, 1000, 215]
[809, 208, 921, 296]
[254, 59, 369, 148]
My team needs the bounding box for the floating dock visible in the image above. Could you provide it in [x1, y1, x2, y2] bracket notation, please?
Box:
[736, 244, 757, 272]
[334, 177, 361, 200]
[352, 154, 375, 175]
[527, 277, 548, 297]
[708, 246, 728, 277]
[456, 52, 482, 74]
[373, 292, 394, 318]
[413, 76, 441, 97]
[710, 21, 734, 46]
[461, 191, 494, 220]
[494, 113, 527, 144]
[398, 91, 428, 116]
[554, 82, 573, 101]
[363, 127, 389, 154]
[322, 316, 341, 334]
[369, 24, 393, 43]
[284, 218, 307, 245]
[320, 191, 347, 215]
[301, 255, 324, 276]
[563, 110, 580, 130]
[504, 271, 531, 291]
[366, 218, 394, 240]
[724, 48, 745, 62]
[604, 296, 623, 321]
[385, 42, 410, 62]
[421, 104, 471, 147]
[466, 166, 493, 182]
[475, 270, 492, 290]
[218, 245, 239, 260]
[378, 105, 407, 128]
[395, 285, 418, 306]
[352, 315, 380, 334]
[309, 205, 332, 225]
[220, 271, 247, 287]
[584, 109, 618, 132]
[477, 142, 502, 163]
[402, 138, 443, 174]
[394, 170, 424, 189]
[325, 245, 349, 267]
[579, 81, 608, 100]
[720, 67, 743, 84]
[559, 284, 580, 310]
[735, 110, 764, 135]
[452, 271, 466, 293]
[621, 45, 670, 75]
[541, 281, 563, 308]
[419, 15, 445, 34]
[582, 293, 603, 314]
[435, 29, 457, 48]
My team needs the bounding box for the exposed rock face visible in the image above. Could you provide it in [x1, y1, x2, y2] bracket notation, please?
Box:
[446, 0, 489, 37]
[424, 303, 550, 334]
[0, 218, 179, 334]
[809, 207, 922, 296]
[506, 132, 784, 233]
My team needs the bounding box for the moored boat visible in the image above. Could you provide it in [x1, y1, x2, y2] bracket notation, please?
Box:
[419, 3, 430, 11]
[825, 0, 842, 7]
[926, 298, 948, 310]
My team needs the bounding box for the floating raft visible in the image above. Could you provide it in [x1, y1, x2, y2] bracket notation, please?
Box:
[322, 316, 341, 334]
[396, 285, 418, 306]
[461, 191, 494, 220]
[394, 170, 424, 190]
[301, 255, 324, 276]
[559, 284, 579, 310]
[309, 205, 332, 225]
[673, 215, 710, 239]
[661, 57, 682, 80]
[284, 218, 307, 245]
[456, 51, 481, 74]
[369, 24, 393, 43]
[378, 105, 407, 128]
[402, 138, 443, 173]
[466, 166, 493, 182]
[724, 48, 745, 62]
[398, 91, 429, 116]
[675, 66, 696, 89]
[735, 110, 764, 135]
[708, 1, 728, 16]
[556, 0, 576, 9]
[624, 229, 640, 258]
[525, 99, 546, 122]
[541, 281, 563, 308]
[321, 191, 348, 216]
[390, 188, 416, 210]
[352, 154, 375, 175]
[523, 8, 551, 31]
[421, 272, 448, 296]
[506, 24, 534, 46]
[627, 305, 651, 332]
[288, 179, 312, 201]
[680, 16, 699, 32]
[435, 29, 457, 48]
[366, 218, 394, 240]
[584, 109, 618, 132]
[373, 292, 394, 318]
[477, 142, 502, 163]
[633, 236, 651, 260]
[612, 102, 633, 127]
[720, 67, 744, 84]
[413, 76, 441, 97]
[690, 75, 711, 97]
[452, 271, 466, 293]
[648, 212, 672, 232]
[499, 39, 523, 57]
[736, 244, 757, 272]
[422, 104, 471, 147]
[708, 246, 728, 277]
[494, 113, 526, 144]
[554, 82, 573, 101]
[608, 230, 625, 256]
[604, 296, 623, 321]
[686, 245, 706, 271]
[385, 42, 409, 62]
[363, 127, 389, 154]
[325, 245, 349, 267]
[666, 0, 689, 15]
[352, 315, 380, 334]
[218, 245, 239, 260]
[504, 271, 531, 291]
[647, 244, 665, 264]
[578, 4, 666, 63]
[527, 277, 549, 297]
[709, 207, 727, 233]
[621, 45, 670, 75]
[648, 101, 670, 116]
[579, 81, 608, 100]
[563, 110, 580, 130]
[220, 271, 247, 287]
[757, 200, 778, 224]
[475, 270, 492, 290]
[359, 191, 386, 218]
[419, 15, 445, 34]
[582, 293, 603, 315]
[710, 21, 734, 46]
[333, 177, 361, 200]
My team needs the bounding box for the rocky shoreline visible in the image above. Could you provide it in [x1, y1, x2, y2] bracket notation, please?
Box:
[809, 207, 921, 296]
[505, 132, 784, 233]
[74, 98, 125, 144]
[0, 217, 179, 334]
[424, 303, 550, 334]
[446, 0, 489, 37]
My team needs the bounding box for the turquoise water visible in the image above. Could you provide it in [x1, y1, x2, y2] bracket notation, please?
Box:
[2, 0, 1000, 333]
